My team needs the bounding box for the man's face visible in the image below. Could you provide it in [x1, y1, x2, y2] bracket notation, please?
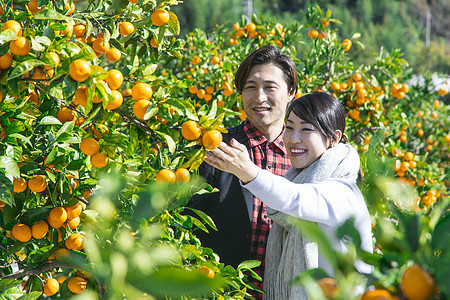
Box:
[241, 63, 294, 137]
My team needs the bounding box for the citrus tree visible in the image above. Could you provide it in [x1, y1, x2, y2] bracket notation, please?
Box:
[0, 1, 448, 299]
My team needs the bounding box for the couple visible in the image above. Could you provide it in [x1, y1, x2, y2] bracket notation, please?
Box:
[188, 45, 373, 300]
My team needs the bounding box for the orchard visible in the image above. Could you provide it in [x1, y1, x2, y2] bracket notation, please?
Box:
[0, 0, 448, 299]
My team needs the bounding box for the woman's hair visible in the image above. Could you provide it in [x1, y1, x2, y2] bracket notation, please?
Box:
[235, 45, 298, 96]
[285, 92, 348, 144]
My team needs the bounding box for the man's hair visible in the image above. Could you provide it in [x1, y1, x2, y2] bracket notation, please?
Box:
[286, 92, 348, 144]
[234, 45, 298, 95]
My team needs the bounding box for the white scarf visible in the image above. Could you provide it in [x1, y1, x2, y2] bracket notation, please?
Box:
[263, 144, 361, 300]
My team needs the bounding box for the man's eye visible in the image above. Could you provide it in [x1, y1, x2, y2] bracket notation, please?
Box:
[285, 126, 293, 130]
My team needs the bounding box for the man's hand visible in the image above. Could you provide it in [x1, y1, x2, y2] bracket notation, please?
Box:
[204, 139, 259, 184]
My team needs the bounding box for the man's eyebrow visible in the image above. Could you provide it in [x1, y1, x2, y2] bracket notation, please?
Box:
[245, 79, 280, 85]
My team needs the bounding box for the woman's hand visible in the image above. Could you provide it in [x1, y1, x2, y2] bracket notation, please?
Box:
[204, 138, 260, 184]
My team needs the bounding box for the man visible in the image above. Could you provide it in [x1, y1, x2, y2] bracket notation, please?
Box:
[188, 45, 298, 299]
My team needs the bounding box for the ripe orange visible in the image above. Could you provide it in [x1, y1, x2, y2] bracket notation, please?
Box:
[73, 86, 87, 107]
[12, 224, 32, 242]
[201, 130, 223, 150]
[28, 175, 47, 193]
[352, 73, 362, 82]
[68, 276, 87, 294]
[197, 266, 215, 278]
[175, 168, 190, 183]
[133, 99, 151, 120]
[92, 37, 110, 53]
[48, 207, 68, 228]
[105, 48, 121, 62]
[105, 69, 124, 90]
[211, 56, 220, 65]
[404, 152, 414, 161]
[2, 20, 22, 36]
[80, 138, 99, 156]
[64, 1, 76, 15]
[55, 248, 70, 261]
[188, 85, 198, 94]
[307, 29, 319, 39]
[57, 106, 76, 123]
[132, 82, 153, 100]
[13, 177, 27, 193]
[0, 52, 13, 69]
[119, 21, 135, 36]
[191, 56, 201, 65]
[155, 169, 176, 184]
[9, 37, 31, 56]
[57, 22, 73, 38]
[92, 152, 109, 168]
[43, 278, 59, 296]
[361, 289, 392, 300]
[341, 39, 352, 52]
[181, 120, 202, 141]
[69, 59, 91, 82]
[317, 277, 337, 299]
[73, 23, 86, 37]
[67, 216, 80, 229]
[31, 220, 48, 239]
[66, 201, 82, 220]
[150, 38, 159, 48]
[196, 88, 206, 99]
[245, 22, 256, 33]
[151, 9, 170, 26]
[65, 233, 86, 251]
[401, 264, 435, 300]
[105, 90, 123, 110]
[57, 275, 67, 284]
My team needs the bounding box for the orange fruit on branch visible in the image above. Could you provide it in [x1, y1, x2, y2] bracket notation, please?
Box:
[201, 130, 223, 150]
[48, 207, 68, 228]
[133, 99, 151, 120]
[156, 169, 176, 184]
[119, 21, 135, 36]
[307, 29, 319, 39]
[105, 69, 124, 90]
[65, 233, 86, 251]
[73, 86, 87, 108]
[317, 277, 337, 299]
[43, 278, 59, 296]
[92, 37, 110, 53]
[80, 138, 99, 156]
[175, 168, 190, 183]
[28, 175, 47, 193]
[67, 216, 80, 229]
[151, 9, 170, 26]
[105, 48, 121, 62]
[12, 223, 32, 242]
[9, 37, 31, 56]
[13, 177, 27, 193]
[401, 264, 435, 300]
[181, 120, 202, 141]
[57, 106, 76, 122]
[66, 201, 83, 220]
[0, 52, 13, 69]
[31, 220, 48, 239]
[361, 289, 392, 300]
[73, 23, 86, 37]
[132, 82, 153, 100]
[197, 266, 215, 278]
[69, 59, 91, 82]
[68, 276, 87, 294]
[2, 20, 22, 36]
[92, 152, 109, 168]
[105, 90, 123, 110]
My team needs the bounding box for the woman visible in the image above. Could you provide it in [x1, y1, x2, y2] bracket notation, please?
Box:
[204, 92, 373, 299]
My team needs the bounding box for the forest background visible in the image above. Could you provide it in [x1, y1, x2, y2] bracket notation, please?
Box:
[174, 0, 449, 77]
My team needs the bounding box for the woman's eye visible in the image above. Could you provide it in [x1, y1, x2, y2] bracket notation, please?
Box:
[302, 127, 313, 131]
[285, 126, 293, 130]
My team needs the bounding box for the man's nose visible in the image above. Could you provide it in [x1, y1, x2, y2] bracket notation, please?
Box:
[255, 87, 267, 102]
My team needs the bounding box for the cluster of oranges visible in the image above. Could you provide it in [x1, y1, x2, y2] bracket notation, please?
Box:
[181, 120, 223, 151]
[229, 22, 285, 47]
[155, 168, 190, 184]
[42, 275, 87, 296]
[393, 151, 417, 178]
[80, 137, 109, 168]
[390, 82, 410, 99]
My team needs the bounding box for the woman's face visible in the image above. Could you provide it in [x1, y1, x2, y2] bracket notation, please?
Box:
[283, 112, 332, 169]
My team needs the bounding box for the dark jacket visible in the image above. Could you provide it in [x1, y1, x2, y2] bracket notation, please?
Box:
[188, 123, 255, 268]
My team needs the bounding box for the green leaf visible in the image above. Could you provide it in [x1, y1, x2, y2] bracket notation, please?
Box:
[0, 156, 20, 178]
[33, 9, 76, 21]
[186, 208, 217, 231]
[432, 214, 450, 250]
[17, 291, 42, 300]
[8, 59, 46, 80]
[0, 171, 14, 206]
[237, 260, 261, 270]
[154, 131, 176, 153]
[54, 121, 75, 142]
[167, 11, 180, 35]
[0, 279, 21, 292]
[143, 64, 158, 76]
[39, 116, 62, 126]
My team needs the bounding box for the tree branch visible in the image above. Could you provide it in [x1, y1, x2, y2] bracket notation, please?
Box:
[1, 261, 75, 280]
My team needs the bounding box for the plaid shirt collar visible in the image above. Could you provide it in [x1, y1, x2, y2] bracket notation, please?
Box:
[243, 120, 287, 155]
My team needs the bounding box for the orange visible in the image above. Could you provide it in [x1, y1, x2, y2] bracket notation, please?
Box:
[150, 38, 159, 48]
[175, 168, 190, 183]
[73, 86, 87, 107]
[317, 277, 337, 299]
[65, 233, 86, 251]
[2, 20, 22, 36]
[361, 289, 392, 300]
[46, 52, 60, 70]
[330, 82, 340, 91]
[57, 106, 76, 123]
[65, 1, 75, 15]
[92, 37, 110, 53]
[245, 22, 256, 32]
[57, 22, 73, 38]
[69, 59, 91, 82]
[211, 56, 220, 65]
[13, 177, 27, 193]
[9, 37, 31, 56]
[205, 86, 214, 94]
[201, 130, 223, 150]
[197, 266, 215, 278]
[0, 52, 13, 69]
[155, 169, 176, 184]
[105, 90, 123, 110]
[92, 152, 109, 168]
[204, 94, 212, 102]
[401, 264, 435, 300]
[105, 69, 123, 90]
[12, 224, 32, 242]
[55, 248, 70, 260]
[196, 88, 206, 99]
[352, 73, 362, 82]
[67, 216, 80, 229]
[191, 56, 201, 65]
[46, 227, 62, 242]
[341, 39, 352, 52]
[73, 23, 86, 37]
[181, 120, 202, 141]
[133, 100, 151, 120]
[66, 201, 82, 220]
[105, 48, 121, 62]
[132, 82, 153, 100]
[80, 138, 99, 156]
[188, 85, 198, 94]
[119, 21, 135, 36]
[28, 175, 47, 193]
[48, 207, 68, 228]
[151, 9, 170, 26]
[233, 23, 240, 31]
[404, 152, 414, 161]
[57, 276, 67, 284]
[43, 278, 59, 296]
[307, 29, 319, 39]
[68, 276, 87, 294]
[31, 220, 48, 239]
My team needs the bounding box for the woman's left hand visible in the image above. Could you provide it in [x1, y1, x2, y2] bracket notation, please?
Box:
[204, 138, 259, 184]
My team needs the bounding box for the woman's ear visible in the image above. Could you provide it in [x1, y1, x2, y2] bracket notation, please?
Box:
[330, 130, 342, 148]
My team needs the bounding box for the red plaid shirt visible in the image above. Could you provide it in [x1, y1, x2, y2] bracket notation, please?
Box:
[243, 120, 290, 299]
